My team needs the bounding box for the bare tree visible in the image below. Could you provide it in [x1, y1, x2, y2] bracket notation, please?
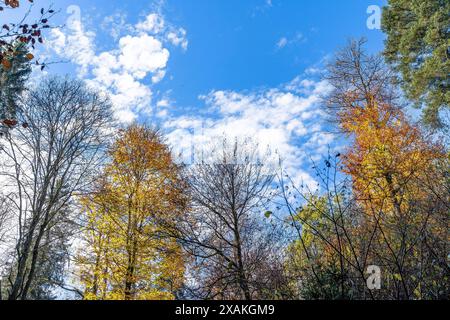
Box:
[173, 138, 284, 300]
[0, 195, 12, 300]
[0, 196, 10, 247]
[278, 154, 377, 299]
[0, 76, 113, 300]
[325, 38, 400, 125]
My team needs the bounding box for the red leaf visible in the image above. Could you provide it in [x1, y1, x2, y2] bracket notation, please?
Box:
[3, 119, 18, 127]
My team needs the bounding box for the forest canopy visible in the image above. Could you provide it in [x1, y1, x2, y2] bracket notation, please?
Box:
[0, 0, 448, 301]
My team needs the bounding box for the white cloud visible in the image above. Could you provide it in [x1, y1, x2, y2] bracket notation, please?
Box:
[167, 28, 188, 51]
[50, 19, 96, 77]
[275, 32, 307, 50]
[118, 34, 169, 79]
[136, 13, 165, 34]
[276, 37, 288, 49]
[253, 0, 275, 16]
[135, 13, 188, 51]
[48, 12, 187, 123]
[164, 77, 335, 188]
[157, 99, 170, 108]
[101, 12, 132, 40]
[151, 69, 167, 84]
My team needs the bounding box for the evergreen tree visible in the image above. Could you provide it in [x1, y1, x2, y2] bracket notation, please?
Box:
[382, 0, 450, 128]
[0, 41, 32, 121]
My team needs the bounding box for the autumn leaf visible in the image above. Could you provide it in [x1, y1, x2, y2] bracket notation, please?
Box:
[2, 58, 11, 69]
[3, 119, 18, 127]
[5, 0, 20, 8]
[77, 125, 187, 300]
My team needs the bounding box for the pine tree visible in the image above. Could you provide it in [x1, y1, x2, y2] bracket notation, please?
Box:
[0, 41, 32, 122]
[382, 0, 450, 128]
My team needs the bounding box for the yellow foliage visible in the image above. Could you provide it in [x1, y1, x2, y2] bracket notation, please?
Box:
[76, 125, 187, 300]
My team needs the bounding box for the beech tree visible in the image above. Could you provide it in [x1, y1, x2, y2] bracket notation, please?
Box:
[339, 98, 448, 299]
[77, 126, 188, 300]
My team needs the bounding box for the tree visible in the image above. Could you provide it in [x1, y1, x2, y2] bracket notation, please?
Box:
[1, 77, 113, 300]
[382, 0, 450, 128]
[281, 127, 448, 300]
[279, 156, 376, 300]
[0, 0, 56, 48]
[0, 41, 32, 122]
[77, 126, 187, 300]
[325, 38, 399, 125]
[0, 195, 11, 300]
[0, 0, 57, 126]
[280, 39, 449, 300]
[339, 98, 449, 299]
[174, 139, 285, 300]
[340, 98, 444, 216]
[322, 40, 450, 299]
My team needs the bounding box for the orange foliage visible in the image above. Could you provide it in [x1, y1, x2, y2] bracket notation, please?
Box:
[340, 98, 445, 215]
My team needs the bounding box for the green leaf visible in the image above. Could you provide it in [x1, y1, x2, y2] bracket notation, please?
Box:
[393, 273, 402, 281]
[264, 211, 272, 218]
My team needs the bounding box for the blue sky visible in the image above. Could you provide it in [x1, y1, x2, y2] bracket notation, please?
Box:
[21, 0, 387, 186]
[34, 0, 387, 108]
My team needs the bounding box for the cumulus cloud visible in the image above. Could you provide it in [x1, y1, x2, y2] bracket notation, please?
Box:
[46, 8, 337, 188]
[117, 34, 169, 79]
[134, 13, 188, 50]
[48, 12, 186, 123]
[163, 77, 334, 188]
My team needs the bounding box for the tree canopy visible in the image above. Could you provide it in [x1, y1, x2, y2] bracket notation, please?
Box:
[77, 126, 187, 300]
[382, 0, 450, 128]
